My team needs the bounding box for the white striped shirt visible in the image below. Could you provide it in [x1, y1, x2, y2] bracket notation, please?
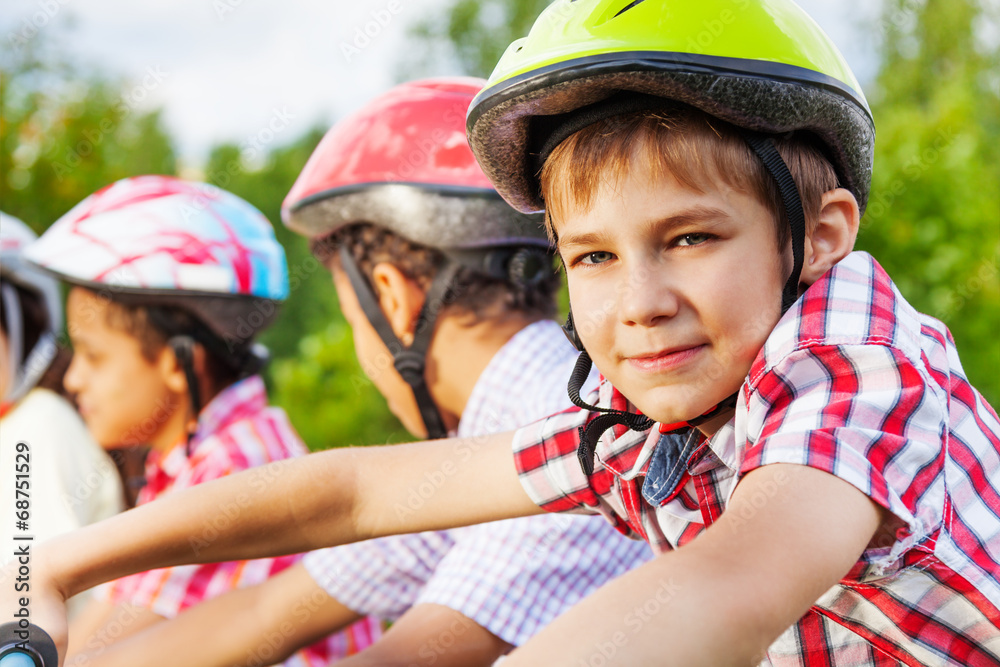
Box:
[303, 320, 652, 646]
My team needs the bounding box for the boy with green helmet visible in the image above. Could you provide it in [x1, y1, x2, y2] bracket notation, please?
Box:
[5, 2, 998, 665]
[462, 1, 999, 663]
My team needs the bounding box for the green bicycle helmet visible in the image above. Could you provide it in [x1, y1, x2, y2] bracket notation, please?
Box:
[467, 0, 874, 215]
[467, 0, 876, 473]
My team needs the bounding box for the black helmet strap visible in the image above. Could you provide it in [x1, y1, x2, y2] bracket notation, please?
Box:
[740, 130, 807, 314]
[337, 245, 458, 441]
[166, 334, 202, 454]
[145, 306, 268, 455]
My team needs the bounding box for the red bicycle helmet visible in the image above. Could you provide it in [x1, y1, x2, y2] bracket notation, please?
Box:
[282, 78, 553, 439]
[283, 76, 549, 253]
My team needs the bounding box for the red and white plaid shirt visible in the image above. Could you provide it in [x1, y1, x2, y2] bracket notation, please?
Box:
[513, 252, 1000, 666]
[96, 375, 382, 665]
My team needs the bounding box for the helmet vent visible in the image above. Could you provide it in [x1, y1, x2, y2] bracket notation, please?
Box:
[594, 0, 647, 26]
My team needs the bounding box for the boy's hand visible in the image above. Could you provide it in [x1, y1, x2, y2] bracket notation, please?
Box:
[1, 550, 68, 666]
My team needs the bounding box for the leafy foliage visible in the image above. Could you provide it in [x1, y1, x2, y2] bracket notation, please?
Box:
[858, 0, 999, 403]
[402, 0, 551, 79]
[1, 35, 176, 232]
[270, 322, 409, 451]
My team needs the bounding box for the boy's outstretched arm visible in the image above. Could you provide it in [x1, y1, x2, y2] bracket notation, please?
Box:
[65, 563, 363, 667]
[69, 566, 511, 667]
[501, 464, 884, 666]
[5, 432, 538, 663]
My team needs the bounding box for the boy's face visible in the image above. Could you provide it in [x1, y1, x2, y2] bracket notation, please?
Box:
[555, 165, 786, 427]
[330, 265, 428, 438]
[64, 288, 182, 449]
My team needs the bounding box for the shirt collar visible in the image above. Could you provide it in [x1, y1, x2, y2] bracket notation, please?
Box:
[592, 379, 655, 479]
[192, 374, 267, 444]
[703, 416, 738, 472]
[590, 375, 742, 481]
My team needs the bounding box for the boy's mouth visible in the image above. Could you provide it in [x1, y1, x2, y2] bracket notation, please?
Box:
[626, 345, 706, 373]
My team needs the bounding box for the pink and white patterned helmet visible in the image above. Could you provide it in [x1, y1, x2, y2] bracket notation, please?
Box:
[25, 176, 288, 343]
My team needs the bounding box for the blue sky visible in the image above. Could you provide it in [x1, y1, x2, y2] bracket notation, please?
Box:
[2, 0, 881, 167]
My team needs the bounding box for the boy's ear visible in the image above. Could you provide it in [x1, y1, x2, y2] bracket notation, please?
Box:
[370, 262, 427, 345]
[799, 188, 861, 287]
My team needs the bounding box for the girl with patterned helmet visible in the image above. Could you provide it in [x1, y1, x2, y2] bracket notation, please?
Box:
[26, 175, 289, 441]
[24, 176, 383, 664]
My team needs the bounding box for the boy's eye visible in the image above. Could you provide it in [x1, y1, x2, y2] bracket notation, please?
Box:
[581, 251, 614, 265]
[676, 233, 711, 247]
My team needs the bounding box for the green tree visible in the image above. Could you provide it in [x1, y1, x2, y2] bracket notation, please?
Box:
[859, 0, 1000, 403]
[402, 0, 550, 78]
[1, 29, 176, 230]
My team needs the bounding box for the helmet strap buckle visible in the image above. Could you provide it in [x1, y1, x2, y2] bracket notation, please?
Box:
[338, 245, 457, 440]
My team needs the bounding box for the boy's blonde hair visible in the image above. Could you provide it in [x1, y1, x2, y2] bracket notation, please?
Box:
[540, 106, 838, 249]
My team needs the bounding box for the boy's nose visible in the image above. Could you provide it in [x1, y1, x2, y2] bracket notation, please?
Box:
[619, 265, 680, 327]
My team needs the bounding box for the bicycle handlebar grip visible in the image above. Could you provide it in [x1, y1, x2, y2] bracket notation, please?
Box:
[0, 622, 58, 667]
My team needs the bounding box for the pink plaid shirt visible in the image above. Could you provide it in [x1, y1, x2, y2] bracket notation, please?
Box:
[96, 375, 382, 665]
[513, 252, 1000, 666]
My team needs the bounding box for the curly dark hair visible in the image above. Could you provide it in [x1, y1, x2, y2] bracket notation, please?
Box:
[311, 223, 560, 323]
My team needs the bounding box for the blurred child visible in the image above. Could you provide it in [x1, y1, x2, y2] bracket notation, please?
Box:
[23, 178, 381, 664]
[0, 213, 123, 618]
